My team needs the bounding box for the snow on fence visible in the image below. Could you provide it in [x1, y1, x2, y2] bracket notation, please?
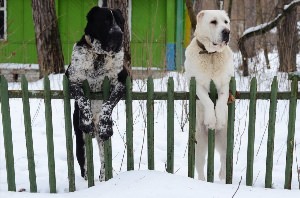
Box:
[0, 73, 299, 193]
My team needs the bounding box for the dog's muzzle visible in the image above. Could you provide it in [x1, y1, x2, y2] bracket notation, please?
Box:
[107, 11, 123, 52]
[222, 28, 230, 44]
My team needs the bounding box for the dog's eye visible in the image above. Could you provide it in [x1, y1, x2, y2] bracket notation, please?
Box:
[210, 20, 217, 25]
[224, 20, 228, 24]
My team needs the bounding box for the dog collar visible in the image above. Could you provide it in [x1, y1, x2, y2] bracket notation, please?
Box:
[196, 40, 216, 54]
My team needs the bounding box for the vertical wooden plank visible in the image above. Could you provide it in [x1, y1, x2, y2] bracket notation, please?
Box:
[82, 80, 94, 187]
[103, 77, 113, 180]
[284, 76, 298, 189]
[44, 75, 57, 193]
[147, 76, 155, 170]
[0, 76, 16, 192]
[265, 77, 278, 188]
[126, 77, 134, 171]
[21, 75, 37, 192]
[207, 80, 217, 183]
[246, 77, 257, 186]
[167, 77, 174, 173]
[226, 77, 236, 184]
[188, 77, 196, 178]
[62, 76, 76, 192]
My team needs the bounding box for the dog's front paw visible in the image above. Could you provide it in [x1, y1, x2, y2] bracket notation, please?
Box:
[204, 110, 216, 130]
[215, 102, 227, 130]
[99, 116, 113, 141]
[79, 120, 95, 137]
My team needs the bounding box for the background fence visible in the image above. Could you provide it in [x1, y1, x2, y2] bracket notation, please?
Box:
[0, 73, 299, 193]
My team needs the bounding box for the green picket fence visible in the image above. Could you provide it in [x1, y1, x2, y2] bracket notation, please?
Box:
[0, 73, 299, 193]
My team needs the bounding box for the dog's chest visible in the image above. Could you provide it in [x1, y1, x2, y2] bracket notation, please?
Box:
[70, 46, 123, 92]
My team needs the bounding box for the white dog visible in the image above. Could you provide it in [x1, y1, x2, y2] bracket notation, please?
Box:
[184, 10, 234, 181]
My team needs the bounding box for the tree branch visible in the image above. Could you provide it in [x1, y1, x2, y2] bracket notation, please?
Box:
[185, 0, 197, 31]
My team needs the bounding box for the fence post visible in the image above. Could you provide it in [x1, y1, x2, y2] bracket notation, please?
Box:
[226, 77, 236, 184]
[207, 80, 217, 183]
[246, 77, 257, 186]
[44, 75, 57, 193]
[82, 80, 95, 187]
[167, 77, 174, 173]
[21, 75, 37, 192]
[147, 76, 155, 170]
[284, 73, 299, 189]
[103, 77, 113, 180]
[62, 76, 76, 192]
[265, 76, 278, 188]
[188, 77, 196, 178]
[126, 77, 134, 171]
[0, 76, 16, 192]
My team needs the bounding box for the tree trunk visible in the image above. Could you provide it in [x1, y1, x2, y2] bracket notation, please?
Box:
[106, 0, 131, 74]
[277, 0, 297, 72]
[32, 0, 64, 78]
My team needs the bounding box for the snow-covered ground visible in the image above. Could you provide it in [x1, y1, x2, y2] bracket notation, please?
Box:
[0, 51, 300, 197]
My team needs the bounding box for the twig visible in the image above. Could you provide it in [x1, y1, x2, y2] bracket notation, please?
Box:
[232, 176, 243, 198]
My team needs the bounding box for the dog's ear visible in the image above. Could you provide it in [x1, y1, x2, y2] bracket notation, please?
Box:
[196, 11, 205, 23]
[112, 9, 125, 32]
[86, 6, 101, 23]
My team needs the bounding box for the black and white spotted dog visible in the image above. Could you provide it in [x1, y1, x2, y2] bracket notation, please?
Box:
[65, 6, 128, 181]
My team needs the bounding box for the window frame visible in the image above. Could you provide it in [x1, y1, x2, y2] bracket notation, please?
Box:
[0, 0, 7, 41]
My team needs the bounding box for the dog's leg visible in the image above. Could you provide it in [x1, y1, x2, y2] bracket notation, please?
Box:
[196, 86, 216, 130]
[99, 82, 126, 140]
[73, 102, 87, 179]
[96, 136, 105, 182]
[215, 84, 229, 130]
[215, 128, 227, 180]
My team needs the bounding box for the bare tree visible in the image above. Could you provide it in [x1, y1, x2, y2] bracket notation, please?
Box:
[32, 0, 64, 78]
[277, 0, 297, 72]
[105, 0, 131, 74]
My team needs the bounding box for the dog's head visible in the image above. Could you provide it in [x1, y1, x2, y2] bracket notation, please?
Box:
[85, 6, 125, 53]
[194, 10, 230, 53]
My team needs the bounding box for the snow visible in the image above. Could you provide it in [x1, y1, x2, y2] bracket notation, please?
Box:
[1, 51, 300, 197]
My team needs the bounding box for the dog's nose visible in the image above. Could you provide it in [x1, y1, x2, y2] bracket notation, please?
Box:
[222, 29, 230, 43]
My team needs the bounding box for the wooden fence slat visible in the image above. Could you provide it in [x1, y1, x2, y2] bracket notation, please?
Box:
[62, 76, 76, 192]
[226, 77, 236, 184]
[0, 76, 16, 192]
[246, 77, 257, 186]
[103, 77, 113, 181]
[126, 77, 134, 171]
[147, 76, 155, 170]
[265, 76, 278, 188]
[167, 77, 174, 174]
[82, 80, 95, 187]
[44, 75, 57, 193]
[207, 81, 217, 183]
[21, 75, 37, 192]
[188, 77, 196, 178]
[284, 76, 298, 189]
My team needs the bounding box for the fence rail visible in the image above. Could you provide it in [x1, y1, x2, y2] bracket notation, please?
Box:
[0, 74, 299, 193]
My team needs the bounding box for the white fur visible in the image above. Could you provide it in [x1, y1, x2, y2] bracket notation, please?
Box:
[184, 10, 234, 181]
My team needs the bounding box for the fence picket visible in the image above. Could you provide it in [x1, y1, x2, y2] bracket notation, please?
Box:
[246, 77, 257, 186]
[21, 75, 37, 192]
[0, 76, 16, 192]
[62, 76, 76, 192]
[147, 77, 155, 170]
[126, 77, 134, 171]
[167, 77, 174, 173]
[226, 77, 236, 184]
[103, 77, 113, 180]
[82, 80, 95, 187]
[44, 75, 57, 193]
[188, 77, 196, 178]
[207, 81, 217, 183]
[265, 77, 278, 188]
[284, 76, 298, 189]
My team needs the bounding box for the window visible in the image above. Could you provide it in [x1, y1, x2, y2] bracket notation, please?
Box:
[0, 0, 6, 40]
